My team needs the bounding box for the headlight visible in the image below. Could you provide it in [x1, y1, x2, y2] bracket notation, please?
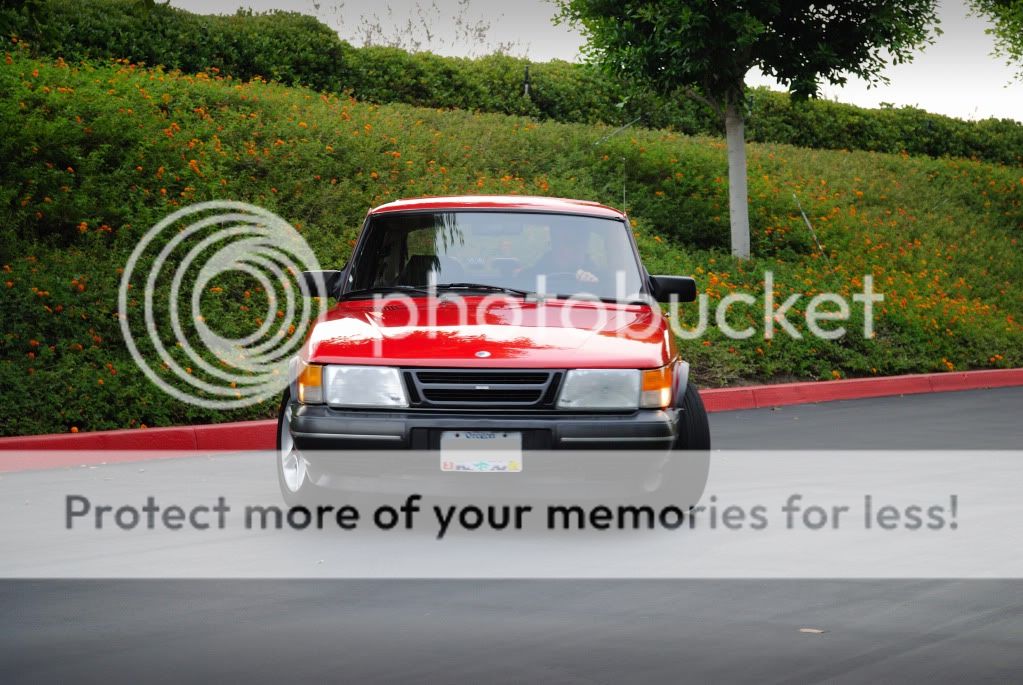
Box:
[323, 365, 408, 407]
[557, 369, 640, 410]
[296, 361, 323, 404]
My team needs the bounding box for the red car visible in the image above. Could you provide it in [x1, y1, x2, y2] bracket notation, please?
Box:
[277, 195, 709, 504]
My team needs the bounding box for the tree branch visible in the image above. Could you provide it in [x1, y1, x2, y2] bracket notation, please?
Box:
[681, 86, 722, 118]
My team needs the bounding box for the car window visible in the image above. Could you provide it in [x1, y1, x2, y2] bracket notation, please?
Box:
[349, 211, 644, 300]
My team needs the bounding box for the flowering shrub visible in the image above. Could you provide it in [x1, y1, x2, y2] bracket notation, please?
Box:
[0, 50, 1020, 435]
[3, 0, 1023, 165]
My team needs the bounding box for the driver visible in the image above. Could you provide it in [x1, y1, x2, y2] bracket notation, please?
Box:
[523, 228, 601, 285]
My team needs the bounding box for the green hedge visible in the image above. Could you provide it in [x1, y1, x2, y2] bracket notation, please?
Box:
[1, 0, 346, 91]
[1, 52, 1021, 435]
[3, 0, 1022, 166]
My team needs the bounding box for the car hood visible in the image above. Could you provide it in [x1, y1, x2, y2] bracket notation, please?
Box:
[304, 296, 672, 368]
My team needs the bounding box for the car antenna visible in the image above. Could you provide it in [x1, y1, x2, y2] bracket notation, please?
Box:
[593, 115, 643, 213]
[792, 192, 832, 266]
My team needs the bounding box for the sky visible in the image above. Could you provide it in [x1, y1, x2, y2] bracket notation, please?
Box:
[170, 0, 1021, 122]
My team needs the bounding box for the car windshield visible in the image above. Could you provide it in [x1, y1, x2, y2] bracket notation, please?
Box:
[347, 211, 645, 301]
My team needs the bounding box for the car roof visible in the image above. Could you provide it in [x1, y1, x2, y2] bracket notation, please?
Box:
[368, 195, 627, 220]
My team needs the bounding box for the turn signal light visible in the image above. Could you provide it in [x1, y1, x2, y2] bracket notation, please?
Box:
[640, 365, 673, 409]
[297, 361, 324, 404]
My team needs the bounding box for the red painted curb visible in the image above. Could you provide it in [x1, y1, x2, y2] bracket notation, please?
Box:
[699, 368, 1023, 412]
[0, 419, 275, 453]
[1, 368, 1021, 473]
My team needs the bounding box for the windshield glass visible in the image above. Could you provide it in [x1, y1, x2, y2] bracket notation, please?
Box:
[348, 211, 644, 300]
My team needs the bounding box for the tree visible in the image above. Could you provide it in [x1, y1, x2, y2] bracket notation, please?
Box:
[555, 1, 941, 259]
[970, 0, 1023, 80]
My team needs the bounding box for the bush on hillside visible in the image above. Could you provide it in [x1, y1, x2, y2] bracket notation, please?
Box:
[3, 0, 1022, 165]
[1, 0, 346, 91]
[1, 53, 1021, 435]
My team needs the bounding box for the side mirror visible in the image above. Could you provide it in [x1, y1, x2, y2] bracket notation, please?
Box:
[298, 270, 342, 299]
[649, 275, 697, 303]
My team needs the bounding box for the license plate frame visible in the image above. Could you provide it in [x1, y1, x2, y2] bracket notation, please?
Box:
[439, 431, 523, 473]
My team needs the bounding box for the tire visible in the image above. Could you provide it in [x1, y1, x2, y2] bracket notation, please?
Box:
[676, 381, 711, 451]
[276, 390, 321, 506]
[662, 381, 711, 510]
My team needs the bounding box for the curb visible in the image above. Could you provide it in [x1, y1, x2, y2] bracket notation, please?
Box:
[0, 420, 276, 473]
[698, 367, 1023, 412]
[1, 368, 1021, 473]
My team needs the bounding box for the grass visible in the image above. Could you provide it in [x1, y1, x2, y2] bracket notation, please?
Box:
[1, 48, 1021, 435]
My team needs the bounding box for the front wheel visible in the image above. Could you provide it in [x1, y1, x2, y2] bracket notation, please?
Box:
[662, 381, 711, 510]
[276, 390, 320, 506]
[675, 381, 711, 450]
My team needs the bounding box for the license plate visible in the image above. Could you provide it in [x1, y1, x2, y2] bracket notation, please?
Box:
[439, 431, 522, 473]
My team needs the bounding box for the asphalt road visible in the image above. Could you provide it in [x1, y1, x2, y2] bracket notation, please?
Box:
[3, 387, 1023, 684]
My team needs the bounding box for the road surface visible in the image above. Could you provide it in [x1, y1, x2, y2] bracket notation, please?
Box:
[2, 387, 1022, 684]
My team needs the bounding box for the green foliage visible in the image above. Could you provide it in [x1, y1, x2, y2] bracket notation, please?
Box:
[554, 0, 943, 257]
[0, 0, 347, 91]
[555, 0, 942, 102]
[1, 53, 1021, 436]
[745, 90, 1023, 163]
[2, 0, 1022, 165]
[970, 0, 1023, 80]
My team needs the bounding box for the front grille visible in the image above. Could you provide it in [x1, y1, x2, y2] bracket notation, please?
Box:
[422, 388, 543, 403]
[404, 368, 562, 409]
[415, 371, 549, 385]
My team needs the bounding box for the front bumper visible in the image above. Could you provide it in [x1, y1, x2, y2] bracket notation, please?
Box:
[289, 404, 679, 451]
[288, 404, 683, 497]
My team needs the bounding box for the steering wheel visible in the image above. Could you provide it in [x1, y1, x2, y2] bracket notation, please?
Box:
[540, 271, 594, 293]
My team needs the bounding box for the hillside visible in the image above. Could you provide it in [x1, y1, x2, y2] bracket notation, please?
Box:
[3, 0, 1023, 165]
[1, 50, 1021, 435]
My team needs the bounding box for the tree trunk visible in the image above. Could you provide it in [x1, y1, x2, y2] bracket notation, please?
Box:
[724, 97, 751, 259]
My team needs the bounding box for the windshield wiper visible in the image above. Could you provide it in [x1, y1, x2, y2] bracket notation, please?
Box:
[434, 283, 533, 298]
[551, 293, 651, 304]
[341, 285, 432, 299]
